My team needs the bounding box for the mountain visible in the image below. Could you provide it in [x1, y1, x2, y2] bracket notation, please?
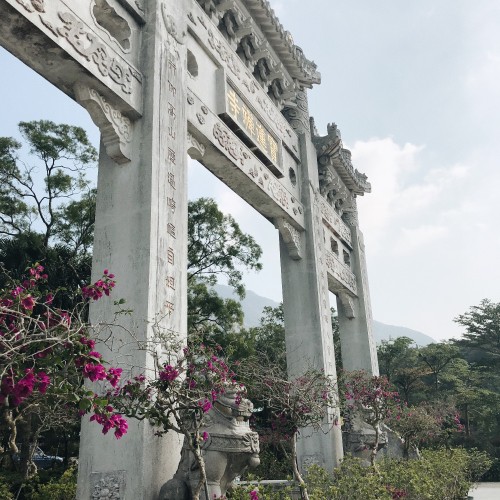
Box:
[372, 321, 435, 346]
[214, 284, 435, 346]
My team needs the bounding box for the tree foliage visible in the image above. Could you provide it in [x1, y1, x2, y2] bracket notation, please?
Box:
[187, 197, 262, 299]
[0, 121, 97, 251]
[454, 299, 500, 362]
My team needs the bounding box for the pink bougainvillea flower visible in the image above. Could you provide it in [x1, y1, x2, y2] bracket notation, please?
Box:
[83, 363, 107, 382]
[21, 295, 35, 310]
[159, 365, 179, 382]
[37, 372, 50, 393]
[107, 367, 123, 388]
[80, 336, 96, 349]
[198, 399, 212, 413]
[202, 431, 209, 441]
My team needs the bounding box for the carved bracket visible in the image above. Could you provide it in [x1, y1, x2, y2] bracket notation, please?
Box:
[275, 218, 302, 260]
[187, 132, 206, 160]
[75, 84, 133, 165]
[339, 292, 356, 319]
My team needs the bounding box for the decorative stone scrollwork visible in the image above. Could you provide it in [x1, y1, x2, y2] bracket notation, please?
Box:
[187, 132, 206, 161]
[90, 470, 126, 499]
[15, 0, 44, 13]
[341, 194, 359, 227]
[213, 123, 250, 166]
[339, 291, 356, 319]
[275, 218, 302, 260]
[75, 84, 133, 165]
[39, 10, 142, 96]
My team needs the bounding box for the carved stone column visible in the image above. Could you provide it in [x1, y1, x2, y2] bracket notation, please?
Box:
[280, 87, 343, 472]
[76, 2, 188, 499]
[336, 202, 379, 375]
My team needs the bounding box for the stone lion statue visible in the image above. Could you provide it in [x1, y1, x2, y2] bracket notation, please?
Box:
[159, 391, 260, 500]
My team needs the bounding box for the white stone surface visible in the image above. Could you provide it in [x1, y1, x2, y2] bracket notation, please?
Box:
[469, 483, 500, 500]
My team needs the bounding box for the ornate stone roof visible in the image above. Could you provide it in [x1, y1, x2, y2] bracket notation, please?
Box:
[244, 0, 321, 88]
[312, 121, 371, 195]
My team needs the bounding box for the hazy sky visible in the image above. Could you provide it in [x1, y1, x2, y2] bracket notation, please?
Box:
[1, 1, 499, 341]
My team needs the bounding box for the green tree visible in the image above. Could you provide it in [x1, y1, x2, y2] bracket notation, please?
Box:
[186, 197, 263, 346]
[418, 342, 460, 393]
[0, 121, 97, 250]
[454, 299, 500, 366]
[187, 197, 262, 299]
[377, 337, 415, 382]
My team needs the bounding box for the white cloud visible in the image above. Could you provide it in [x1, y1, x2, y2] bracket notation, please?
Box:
[393, 224, 447, 255]
[352, 138, 469, 254]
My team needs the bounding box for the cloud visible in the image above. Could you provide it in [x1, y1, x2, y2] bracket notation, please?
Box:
[351, 137, 469, 254]
[393, 224, 447, 255]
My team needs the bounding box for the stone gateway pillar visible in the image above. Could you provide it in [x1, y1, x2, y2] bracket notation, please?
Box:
[280, 91, 344, 472]
[76, 2, 189, 499]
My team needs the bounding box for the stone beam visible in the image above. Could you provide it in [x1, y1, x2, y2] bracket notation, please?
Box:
[0, 0, 143, 118]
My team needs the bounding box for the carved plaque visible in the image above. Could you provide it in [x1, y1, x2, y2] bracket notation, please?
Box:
[221, 84, 282, 177]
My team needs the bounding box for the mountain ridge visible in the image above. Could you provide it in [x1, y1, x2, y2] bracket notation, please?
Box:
[213, 284, 435, 346]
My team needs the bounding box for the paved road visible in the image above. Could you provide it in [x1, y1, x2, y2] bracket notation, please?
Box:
[468, 483, 500, 500]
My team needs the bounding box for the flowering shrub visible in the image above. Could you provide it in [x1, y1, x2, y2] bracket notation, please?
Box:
[238, 357, 339, 500]
[111, 338, 244, 500]
[341, 371, 400, 466]
[0, 264, 127, 474]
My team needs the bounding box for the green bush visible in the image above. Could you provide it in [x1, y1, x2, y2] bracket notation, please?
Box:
[0, 477, 14, 500]
[381, 448, 492, 500]
[227, 479, 293, 499]
[306, 449, 493, 500]
[231, 448, 492, 500]
[31, 467, 77, 500]
[306, 459, 391, 500]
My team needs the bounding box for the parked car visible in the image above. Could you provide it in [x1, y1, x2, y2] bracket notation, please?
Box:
[13, 446, 63, 469]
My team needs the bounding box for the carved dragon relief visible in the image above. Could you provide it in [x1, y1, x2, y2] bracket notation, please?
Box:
[75, 84, 133, 164]
[275, 218, 302, 260]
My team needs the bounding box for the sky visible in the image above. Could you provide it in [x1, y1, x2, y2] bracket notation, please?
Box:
[1, 1, 499, 341]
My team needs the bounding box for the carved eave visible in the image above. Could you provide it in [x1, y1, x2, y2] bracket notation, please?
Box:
[313, 122, 371, 195]
[243, 0, 321, 88]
